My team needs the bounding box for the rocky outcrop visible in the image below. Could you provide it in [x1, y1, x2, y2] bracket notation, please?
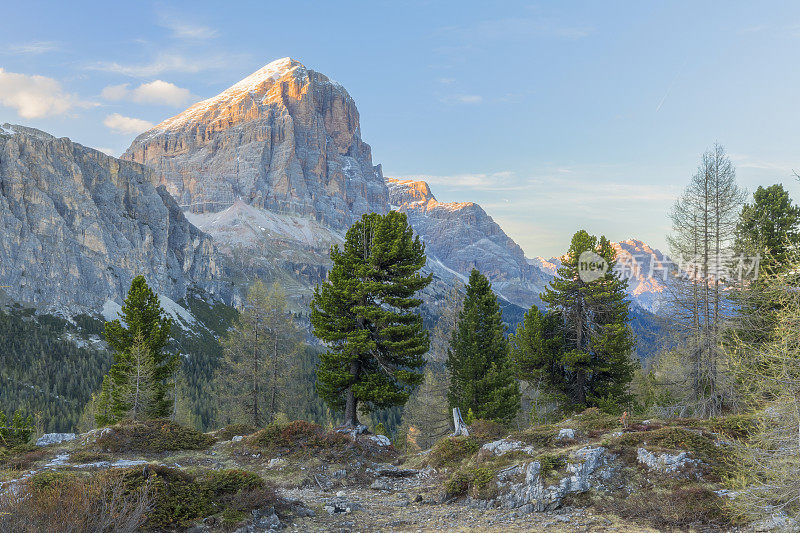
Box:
[0, 124, 222, 315]
[497, 446, 617, 513]
[387, 177, 549, 309]
[123, 58, 388, 229]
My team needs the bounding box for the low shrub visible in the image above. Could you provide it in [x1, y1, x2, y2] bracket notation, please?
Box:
[708, 414, 760, 440]
[513, 426, 558, 448]
[428, 436, 480, 467]
[537, 453, 566, 481]
[249, 420, 350, 455]
[569, 407, 621, 431]
[0, 469, 152, 533]
[68, 450, 112, 464]
[444, 466, 497, 499]
[216, 423, 259, 441]
[95, 419, 215, 453]
[469, 419, 507, 441]
[0, 444, 47, 470]
[118, 465, 273, 529]
[603, 482, 734, 530]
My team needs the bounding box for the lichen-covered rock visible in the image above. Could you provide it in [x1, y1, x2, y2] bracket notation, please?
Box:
[556, 428, 575, 441]
[481, 439, 536, 456]
[35, 433, 76, 447]
[123, 58, 388, 230]
[498, 446, 616, 513]
[0, 124, 222, 315]
[637, 447, 701, 473]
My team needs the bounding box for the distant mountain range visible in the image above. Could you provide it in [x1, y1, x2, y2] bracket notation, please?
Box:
[0, 57, 669, 331]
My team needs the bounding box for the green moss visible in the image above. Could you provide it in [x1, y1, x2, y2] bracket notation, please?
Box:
[428, 436, 480, 467]
[444, 466, 497, 499]
[569, 407, 621, 431]
[612, 426, 728, 474]
[95, 419, 215, 453]
[538, 453, 566, 481]
[513, 426, 558, 447]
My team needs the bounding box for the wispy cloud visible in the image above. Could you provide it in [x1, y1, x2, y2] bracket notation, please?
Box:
[89, 52, 232, 77]
[159, 17, 218, 41]
[404, 171, 519, 191]
[103, 113, 154, 135]
[439, 94, 483, 105]
[5, 41, 60, 55]
[101, 80, 193, 107]
[0, 68, 96, 118]
[729, 153, 796, 173]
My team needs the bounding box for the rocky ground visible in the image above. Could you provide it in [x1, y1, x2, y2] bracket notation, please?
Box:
[0, 412, 765, 532]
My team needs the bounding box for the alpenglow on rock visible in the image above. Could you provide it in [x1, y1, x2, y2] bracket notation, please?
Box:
[123, 57, 388, 228]
[0, 124, 221, 315]
[386, 177, 549, 309]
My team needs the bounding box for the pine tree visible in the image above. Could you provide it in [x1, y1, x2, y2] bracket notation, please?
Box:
[311, 211, 432, 427]
[446, 269, 520, 424]
[95, 275, 176, 425]
[733, 184, 800, 345]
[124, 332, 156, 421]
[540, 230, 636, 411]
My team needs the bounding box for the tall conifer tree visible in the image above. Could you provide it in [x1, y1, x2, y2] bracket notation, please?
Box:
[446, 269, 520, 424]
[310, 211, 432, 427]
[540, 230, 635, 410]
[95, 275, 176, 425]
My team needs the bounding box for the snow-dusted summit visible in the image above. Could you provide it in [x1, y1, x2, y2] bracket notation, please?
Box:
[123, 58, 388, 228]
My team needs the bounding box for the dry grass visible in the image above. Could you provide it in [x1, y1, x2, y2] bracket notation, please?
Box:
[0, 470, 152, 533]
[95, 419, 215, 454]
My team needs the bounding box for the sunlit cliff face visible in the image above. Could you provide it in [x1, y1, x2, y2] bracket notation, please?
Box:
[123, 58, 388, 228]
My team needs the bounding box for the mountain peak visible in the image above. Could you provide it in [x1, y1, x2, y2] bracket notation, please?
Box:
[225, 57, 306, 94]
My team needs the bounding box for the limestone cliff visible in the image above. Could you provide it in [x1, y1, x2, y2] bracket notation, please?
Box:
[386, 178, 549, 309]
[123, 58, 388, 229]
[0, 124, 222, 315]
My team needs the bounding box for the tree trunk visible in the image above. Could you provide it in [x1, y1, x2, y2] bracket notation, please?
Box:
[252, 315, 260, 427]
[576, 368, 587, 405]
[344, 359, 360, 427]
[269, 333, 278, 423]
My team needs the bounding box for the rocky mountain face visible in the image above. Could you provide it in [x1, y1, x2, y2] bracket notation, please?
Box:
[0, 124, 223, 316]
[123, 57, 388, 229]
[386, 178, 550, 309]
[119, 57, 668, 327]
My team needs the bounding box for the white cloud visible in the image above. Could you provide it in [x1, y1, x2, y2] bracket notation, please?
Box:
[6, 41, 60, 55]
[439, 94, 483, 105]
[0, 68, 96, 118]
[90, 52, 231, 77]
[405, 171, 516, 190]
[103, 113, 154, 135]
[100, 83, 130, 101]
[101, 80, 192, 106]
[165, 21, 217, 40]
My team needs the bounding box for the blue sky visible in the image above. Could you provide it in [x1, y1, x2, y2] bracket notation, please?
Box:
[2, 1, 799, 257]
